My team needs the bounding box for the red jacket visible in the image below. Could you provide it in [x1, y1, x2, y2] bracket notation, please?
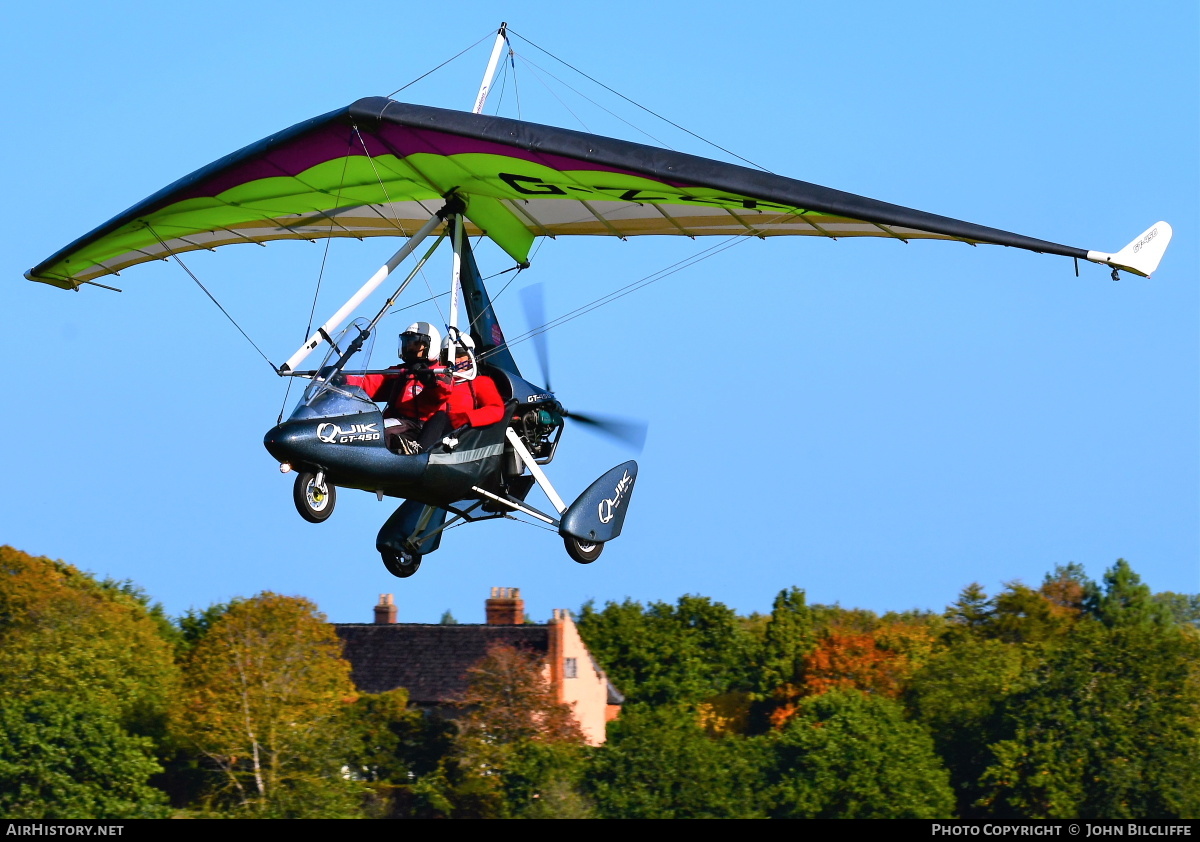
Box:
[446, 375, 506, 429]
[347, 365, 451, 423]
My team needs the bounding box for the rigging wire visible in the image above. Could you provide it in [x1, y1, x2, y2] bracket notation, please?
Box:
[352, 124, 448, 329]
[510, 48, 523, 121]
[506, 28, 772, 173]
[279, 141, 355, 422]
[512, 53, 591, 133]
[511, 51, 673, 150]
[386, 29, 496, 98]
[488, 48, 511, 116]
[145, 225, 279, 373]
[387, 263, 521, 316]
[478, 230, 762, 364]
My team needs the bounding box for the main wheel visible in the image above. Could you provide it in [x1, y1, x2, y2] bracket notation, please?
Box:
[293, 471, 336, 523]
[564, 536, 603, 564]
[381, 549, 422, 578]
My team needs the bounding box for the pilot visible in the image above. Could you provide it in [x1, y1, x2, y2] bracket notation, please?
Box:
[418, 332, 506, 447]
[345, 321, 452, 454]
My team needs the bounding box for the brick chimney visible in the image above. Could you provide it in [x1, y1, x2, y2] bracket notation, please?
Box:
[486, 587, 524, 625]
[374, 593, 397, 624]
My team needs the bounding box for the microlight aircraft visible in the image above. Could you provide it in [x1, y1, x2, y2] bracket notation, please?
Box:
[23, 26, 1173, 579]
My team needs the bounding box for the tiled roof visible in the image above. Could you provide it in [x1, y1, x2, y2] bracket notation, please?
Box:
[335, 623, 550, 702]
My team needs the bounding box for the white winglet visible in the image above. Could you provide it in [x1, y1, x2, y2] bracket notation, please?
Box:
[1086, 222, 1172, 278]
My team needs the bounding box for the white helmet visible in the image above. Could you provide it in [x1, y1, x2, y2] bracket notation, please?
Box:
[444, 330, 477, 381]
[399, 321, 442, 364]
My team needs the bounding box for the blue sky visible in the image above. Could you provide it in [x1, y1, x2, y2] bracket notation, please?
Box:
[4, 1, 1197, 625]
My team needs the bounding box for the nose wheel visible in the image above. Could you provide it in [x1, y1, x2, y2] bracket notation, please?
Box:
[381, 548, 422, 578]
[564, 536, 603, 564]
[294, 471, 336, 523]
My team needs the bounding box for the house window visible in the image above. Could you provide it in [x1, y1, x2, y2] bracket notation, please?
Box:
[564, 657, 577, 678]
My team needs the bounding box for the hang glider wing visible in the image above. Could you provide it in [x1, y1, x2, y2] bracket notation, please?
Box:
[25, 97, 1171, 290]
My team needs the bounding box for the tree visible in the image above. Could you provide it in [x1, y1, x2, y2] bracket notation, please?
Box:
[974, 618, 1200, 819]
[586, 705, 767, 819]
[988, 583, 1076, 644]
[756, 587, 817, 694]
[1040, 562, 1092, 614]
[342, 687, 454, 817]
[764, 689, 954, 819]
[174, 592, 360, 817]
[1085, 558, 1172, 628]
[0, 694, 168, 819]
[423, 643, 589, 819]
[0, 546, 179, 737]
[905, 635, 1034, 816]
[577, 595, 757, 706]
[946, 582, 994, 633]
[1152, 592, 1200, 627]
[0, 547, 178, 817]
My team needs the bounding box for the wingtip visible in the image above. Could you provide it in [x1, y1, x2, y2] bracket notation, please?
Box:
[1087, 221, 1172, 278]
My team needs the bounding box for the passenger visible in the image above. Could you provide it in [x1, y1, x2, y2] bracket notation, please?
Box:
[345, 321, 452, 454]
[419, 333, 506, 448]
[445, 334, 506, 429]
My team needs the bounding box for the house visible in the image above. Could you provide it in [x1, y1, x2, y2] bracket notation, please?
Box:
[334, 587, 623, 745]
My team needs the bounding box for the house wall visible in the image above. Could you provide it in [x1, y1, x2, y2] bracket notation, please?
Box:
[551, 609, 614, 746]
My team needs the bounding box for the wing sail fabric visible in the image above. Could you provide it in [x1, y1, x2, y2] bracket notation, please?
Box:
[27, 96, 1093, 290]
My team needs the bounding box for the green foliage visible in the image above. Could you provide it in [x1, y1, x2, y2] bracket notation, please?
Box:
[757, 587, 817, 694]
[578, 595, 757, 706]
[1152, 592, 1200, 627]
[173, 600, 239, 657]
[989, 583, 1075, 644]
[1086, 558, 1172, 628]
[948, 582, 994, 632]
[586, 705, 767, 818]
[974, 619, 1200, 819]
[346, 688, 450, 782]
[764, 689, 954, 819]
[0, 694, 169, 819]
[905, 635, 1034, 816]
[439, 609, 458, 624]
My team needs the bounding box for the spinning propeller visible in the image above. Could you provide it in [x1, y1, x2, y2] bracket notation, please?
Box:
[519, 284, 648, 452]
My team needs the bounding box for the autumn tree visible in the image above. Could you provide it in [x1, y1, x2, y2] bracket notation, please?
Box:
[0, 547, 177, 817]
[416, 643, 589, 819]
[0, 546, 178, 736]
[174, 592, 360, 817]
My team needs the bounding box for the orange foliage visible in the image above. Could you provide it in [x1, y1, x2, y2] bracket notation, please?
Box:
[1039, 576, 1086, 618]
[458, 643, 584, 745]
[802, 629, 907, 698]
[768, 622, 934, 729]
